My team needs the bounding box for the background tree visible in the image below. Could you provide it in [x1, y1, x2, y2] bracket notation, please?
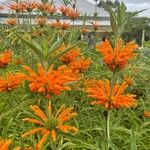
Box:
[122, 16, 150, 46]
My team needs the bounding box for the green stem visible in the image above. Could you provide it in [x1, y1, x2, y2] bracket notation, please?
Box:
[9, 92, 13, 106]
[29, 12, 32, 33]
[106, 72, 115, 149]
[51, 141, 56, 150]
[106, 110, 110, 150]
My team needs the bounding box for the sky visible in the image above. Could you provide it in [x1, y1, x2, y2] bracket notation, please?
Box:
[87, 0, 150, 17]
[0, 0, 150, 18]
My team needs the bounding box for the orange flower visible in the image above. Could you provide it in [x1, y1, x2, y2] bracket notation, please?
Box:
[36, 17, 47, 27]
[96, 39, 138, 71]
[8, 2, 25, 12]
[23, 64, 79, 97]
[37, 3, 56, 15]
[0, 50, 12, 68]
[0, 139, 12, 150]
[23, 1, 38, 12]
[144, 112, 150, 118]
[0, 73, 24, 92]
[59, 44, 80, 64]
[6, 18, 17, 26]
[80, 28, 89, 34]
[124, 76, 132, 86]
[69, 57, 92, 73]
[86, 80, 136, 109]
[91, 21, 99, 31]
[59, 5, 70, 16]
[67, 9, 80, 20]
[22, 103, 78, 149]
[31, 30, 43, 38]
[48, 21, 70, 30]
[0, 5, 4, 11]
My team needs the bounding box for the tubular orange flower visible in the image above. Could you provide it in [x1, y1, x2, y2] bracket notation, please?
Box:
[6, 18, 17, 26]
[0, 50, 12, 68]
[67, 8, 80, 20]
[23, 64, 79, 97]
[59, 44, 80, 64]
[37, 3, 56, 15]
[0, 139, 12, 150]
[124, 76, 132, 86]
[59, 5, 70, 16]
[80, 28, 89, 34]
[48, 21, 70, 30]
[22, 103, 78, 150]
[144, 112, 150, 118]
[69, 57, 92, 73]
[23, 1, 38, 12]
[8, 2, 25, 12]
[86, 80, 137, 109]
[31, 30, 43, 38]
[91, 21, 99, 31]
[96, 39, 138, 71]
[0, 73, 24, 92]
[36, 17, 47, 27]
[0, 5, 4, 11]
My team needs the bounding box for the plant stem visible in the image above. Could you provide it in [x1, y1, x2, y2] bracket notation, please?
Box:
[9, 92, 13, 106]
[51, 141, 56, 150]
[106, 72, 115, 150]
[106, 110, 110, 150]
[29, 12, 32, 33]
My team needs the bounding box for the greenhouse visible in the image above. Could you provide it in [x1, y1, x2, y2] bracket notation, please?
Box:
[0, 0, 150, 149]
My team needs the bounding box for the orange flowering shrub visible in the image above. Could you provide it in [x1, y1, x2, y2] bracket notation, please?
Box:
[22, 103, 78, 149]
[59, 44, 80, 64]
[0, 139, 12, 150]
[124, 76, 133, 86]
[36, 17, 47, 27]
[92, 21, 99, 31]
[8, 2, 25, 12]
[37, 3, 56, 15]
[80, 28, 89, 34]
[96, 39, 138, 72]
[86, 80, 137, 109]
[59, 5, 70, 16]
[69, 57, 92, 73]
[144, 112, 150, 118]
[0, 50, 12, 68]
[67, 8, 80, 20]
[6, 18, 17, 26]
[0, 5, 4, 11]
[0, 73, 24, 92]
[48, 21, 70, 30]
[23, 1, 38, 12]
[23, 64, 79, 98]
[31, 30, 43, 38]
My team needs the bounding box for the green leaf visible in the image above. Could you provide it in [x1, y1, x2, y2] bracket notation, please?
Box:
[131, 129, 137, 150]
[16, 33, 45, 64]
[46, 35, 64, 61]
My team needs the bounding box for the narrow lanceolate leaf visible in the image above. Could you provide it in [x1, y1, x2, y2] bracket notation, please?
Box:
[102, 2, 117, 36]
[46, 35, 64, 60]
[60, 133, 100, 150]
[15, 34, 45, 62]
[117, 2, 126, 27]
[131, 129, 137, 150]
[48, 41, 80, 67]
